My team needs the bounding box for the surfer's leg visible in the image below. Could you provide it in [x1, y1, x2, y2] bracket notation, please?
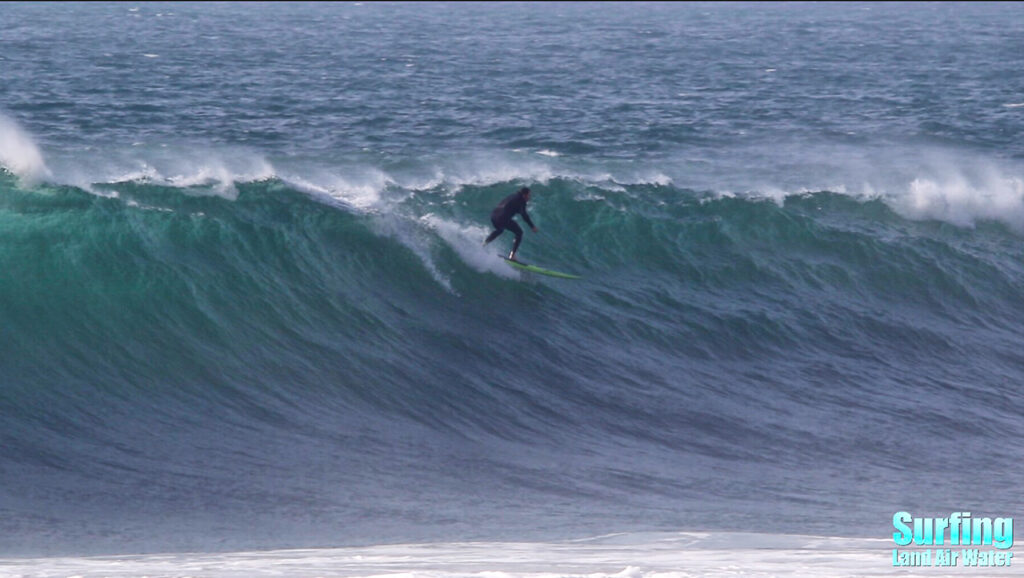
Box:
[483, 228, 503, 245]
[507, 221, 524, 260]
[484, 217, 508, 246]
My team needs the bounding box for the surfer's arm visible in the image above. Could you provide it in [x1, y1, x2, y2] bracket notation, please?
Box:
[521, 208, 536, 230]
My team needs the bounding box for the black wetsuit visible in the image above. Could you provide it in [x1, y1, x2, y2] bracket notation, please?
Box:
[484, 190, 535, 258]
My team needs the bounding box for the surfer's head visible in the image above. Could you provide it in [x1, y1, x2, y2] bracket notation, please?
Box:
[519, 186, 531, 199]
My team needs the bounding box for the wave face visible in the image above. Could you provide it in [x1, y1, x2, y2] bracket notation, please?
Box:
[2, 1, 1024, 557]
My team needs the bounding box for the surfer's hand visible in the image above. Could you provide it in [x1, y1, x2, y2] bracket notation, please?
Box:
[532, 227, 538, 233]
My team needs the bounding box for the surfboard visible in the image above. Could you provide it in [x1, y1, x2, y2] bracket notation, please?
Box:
[502, 256, 581, 280]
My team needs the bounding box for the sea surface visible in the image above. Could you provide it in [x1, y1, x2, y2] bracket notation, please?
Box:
[2, 2, 1024, 575]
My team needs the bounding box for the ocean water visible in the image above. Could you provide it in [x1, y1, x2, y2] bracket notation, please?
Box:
[2, 2, 1024, 575]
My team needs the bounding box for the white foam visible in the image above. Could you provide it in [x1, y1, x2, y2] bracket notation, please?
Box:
[0, 532, 976, 578]
[144, 154, 273, 199]
[420, 214, 517, 279]
[585, 169, 673, 189]
[57, 147, 276, 200]
[0, 112, 52, 184]
[898, 165, 1024, 231]
[797, 148, 1024, 231]
[441, 153, 556, 191]
[281, 168, 390, 210]
[684, 143, 1024, 231]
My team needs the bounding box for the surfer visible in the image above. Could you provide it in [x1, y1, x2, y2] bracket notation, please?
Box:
[483, 186, 537, 262]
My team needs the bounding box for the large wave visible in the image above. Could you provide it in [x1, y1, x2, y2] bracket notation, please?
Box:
[2, 117, 1024, 555]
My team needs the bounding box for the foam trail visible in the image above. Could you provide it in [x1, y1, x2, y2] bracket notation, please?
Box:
[420, 213, 518, 278]
[372, 213, 455, 292]
[0, 113, 52, 183]
[0, 533, 955, 578]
